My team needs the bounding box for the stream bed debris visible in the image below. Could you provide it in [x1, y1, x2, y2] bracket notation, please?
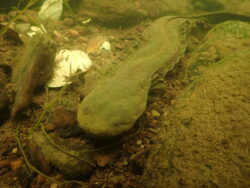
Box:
[0, 0, 250, 187]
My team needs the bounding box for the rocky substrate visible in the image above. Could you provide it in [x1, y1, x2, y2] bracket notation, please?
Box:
[142, 20, 250, 188]
[1, 1, 250, 187]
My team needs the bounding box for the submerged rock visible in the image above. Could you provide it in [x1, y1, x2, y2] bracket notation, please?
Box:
[151, 110, 161, 118]
[77, 0, 250, 27]
[27, 132, 95, 178]
[143, 21, 250, 188]
[78, 0, 192, 27]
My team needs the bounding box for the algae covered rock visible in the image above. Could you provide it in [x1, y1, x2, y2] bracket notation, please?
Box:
[27, 132, 95, 178]
[143, 21, 250, 188]
[77, 16, 188, 138]
[78, 0, 192, 26]
[185, 20, 250, 82]
[77, 0, 250, 27]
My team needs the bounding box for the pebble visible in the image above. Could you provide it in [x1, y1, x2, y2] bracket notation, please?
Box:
[148, 128, 157, 134]
[87, 36, 107, 54]
[37, 174, 46, 185]
[68, 29, 80, 38]
[74, 25, 91, 35]
[136, 140, 142, 145]
[44, 123, 56, 132]
[63, 17, 74, 27]
[151, 109, 161, 117]
[10, 159, 21, 172]
[12, 148, 18, 154]
[100, 41, 111, 51]
[77, 36, 88, 43]
[123, 160, 129, 166]
[96, 154, 111, 167]
[115, 43, 125, 50]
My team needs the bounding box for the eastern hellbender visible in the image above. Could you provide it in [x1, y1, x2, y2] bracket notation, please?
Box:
[75, 13, 250, 138]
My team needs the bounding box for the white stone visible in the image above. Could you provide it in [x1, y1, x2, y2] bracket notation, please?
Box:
[100, 41, 111, 51]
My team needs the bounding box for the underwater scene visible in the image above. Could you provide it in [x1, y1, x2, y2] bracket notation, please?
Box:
[0, 0, 249, 187]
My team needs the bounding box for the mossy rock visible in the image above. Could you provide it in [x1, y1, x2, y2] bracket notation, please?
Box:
[185, 21, 250, 82]
[27, 132, 95, 178]
[77, 0, 193, 27]
[143, 28, 250, 188]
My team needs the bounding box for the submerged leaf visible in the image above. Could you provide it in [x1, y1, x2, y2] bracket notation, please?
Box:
[11, 34, 57, 118]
